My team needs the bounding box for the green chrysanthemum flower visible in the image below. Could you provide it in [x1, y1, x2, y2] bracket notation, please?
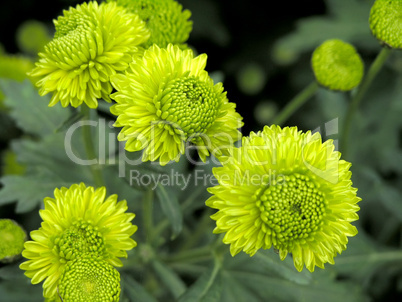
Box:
[311, 39, 364, 91]
[110, 44, 243, 165]
[29, 1, 149, 109]
[58, 256, 120, 302]
[113, 0, 192, 49]
[206, 125, 361, 272]
[0, 219, 26, 263]
[370, 0, 402, 49]
[20, 183, 137, 299]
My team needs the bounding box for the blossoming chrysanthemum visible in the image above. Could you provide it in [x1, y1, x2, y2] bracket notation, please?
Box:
[110, 44, 243, 165]
[369, 0, 402, 49]
[311, 39, 364, 91]
[0, 219, 26, 263]
[206, 125, 361, 272]
[29, 1, 149, 108]
[113, 0, 192, 49]
[58, 256, 121, 302]
[20, 183, 137, 299]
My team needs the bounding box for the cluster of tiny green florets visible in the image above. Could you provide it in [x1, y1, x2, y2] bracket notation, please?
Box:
[0, 219, 26, 262]
[159, 76, 221, 135]
[369, 0, 402, 49]
[53, 219, 106, 262]
[114, 0, 192, 48]
[254, 174, 325, 248]
[59, 256, 121, 302]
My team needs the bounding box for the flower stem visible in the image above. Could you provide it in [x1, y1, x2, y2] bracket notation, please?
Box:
[163, 246, 212, 264]
[80, 104, 104, 187]
[143, 188, 154, 244]
[340, 47, 392, 157]
[272, 81, 319, 126]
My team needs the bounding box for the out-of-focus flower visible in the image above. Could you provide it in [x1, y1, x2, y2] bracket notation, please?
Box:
[114, 0, 192, 49]
[370, 0, 402, 49]
[0, 219, 26, 263]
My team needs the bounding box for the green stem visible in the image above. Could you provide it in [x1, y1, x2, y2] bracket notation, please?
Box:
[272, 81, 319, 126]
[340, 47, 392, 157]
[143, 188, 154, 244]
[335, 251, 402, 265]
[163, 246, 212, 264]
[179, 208, 213, 251]
[80, 105, 104, 187]
[152, 186, 206, 246]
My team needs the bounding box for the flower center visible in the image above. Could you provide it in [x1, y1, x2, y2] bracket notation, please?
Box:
[58, 256, 120, 302]
[54, 12, 91, 39]
[255, 173, 326, 247]
[53, 219, 105, 261]
[156, 76, 221, 137]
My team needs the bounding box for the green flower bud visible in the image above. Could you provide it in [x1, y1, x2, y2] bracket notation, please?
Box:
[369, 0, 402, 49]
[311, 39, 364, 91]
[0, 219, 26, 263]
[16, 20, 51, 54]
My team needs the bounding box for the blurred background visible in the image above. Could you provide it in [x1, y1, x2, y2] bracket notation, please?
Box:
[1, 0, 402, 301]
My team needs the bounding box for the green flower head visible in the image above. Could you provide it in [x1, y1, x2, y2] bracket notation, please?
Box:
[370, 0, 402, 49]
[110, 44, 243, 165]
[206, 125, 361, 272]
[0, 219, 26, 263]
[58, 256, 121, 302]
[20, 183, 137, 299]
[114, 0, 192, 49]
[311, 39, 364, 91]
[29, 1, 150, 108]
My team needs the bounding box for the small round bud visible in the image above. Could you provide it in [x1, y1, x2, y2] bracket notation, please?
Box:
[311, 39, 364, 91]
[16, 20, 51, 54]
[0, 219, 26, 263]
[369, 0, 402, 49]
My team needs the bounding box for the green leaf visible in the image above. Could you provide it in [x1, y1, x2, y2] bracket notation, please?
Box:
[55, 110, 84, 133]
[253, 250, 312, 285]
[151, 260, 186, 299]
[0, 263, 26, 282]
[0, 280, 43, 302]
[232, 270, 366, 302]
[178, 260, 222, 302]
[155, 184, 183, 240]
[0, 79, 70, 137]
[0, 170, 71, 213]
[11, 134, 91, 184]
[376, 183, 402, 222]
[121, 274, 158, 302]
[220, 272, 261, 302]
